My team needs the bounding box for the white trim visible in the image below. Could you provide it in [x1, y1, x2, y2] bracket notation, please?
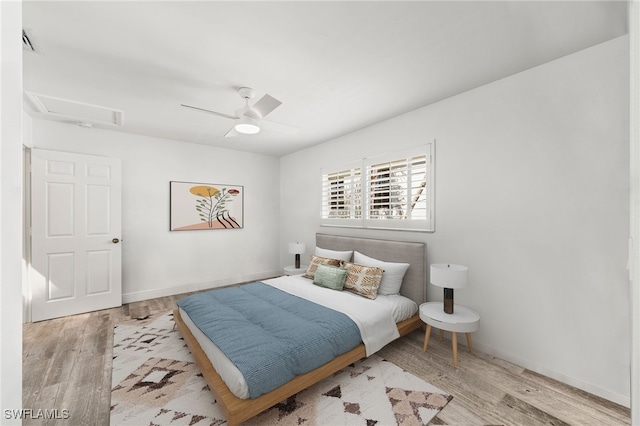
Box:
[471, 340, 630, 408]
[629, 0, 639, 421]
[121, 270, 282, 304]
[23, 147, 32, 323]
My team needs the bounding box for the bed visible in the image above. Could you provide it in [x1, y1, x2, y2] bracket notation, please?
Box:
[173, 233, 426, 425]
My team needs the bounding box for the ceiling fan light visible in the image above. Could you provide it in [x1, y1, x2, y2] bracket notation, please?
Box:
[235, 123, 260, 134]
[234, 116, 260, 134]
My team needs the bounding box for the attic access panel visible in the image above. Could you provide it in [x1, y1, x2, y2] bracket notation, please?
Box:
[26, 92, 124, 127]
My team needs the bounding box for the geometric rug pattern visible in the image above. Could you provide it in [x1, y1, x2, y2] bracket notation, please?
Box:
[110, 312, 452, 425]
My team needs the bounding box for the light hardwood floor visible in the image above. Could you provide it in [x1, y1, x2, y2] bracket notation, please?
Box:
[23, 294, 631, 425]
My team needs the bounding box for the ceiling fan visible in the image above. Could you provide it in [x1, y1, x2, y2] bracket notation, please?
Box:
[181, 87, 299, 138]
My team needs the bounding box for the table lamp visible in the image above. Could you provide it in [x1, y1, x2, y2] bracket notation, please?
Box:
[288, 242, 306, 269]
[430, 263, 468, 314]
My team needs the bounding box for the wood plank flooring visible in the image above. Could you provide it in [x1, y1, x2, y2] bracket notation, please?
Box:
[22, 294, 631, 425]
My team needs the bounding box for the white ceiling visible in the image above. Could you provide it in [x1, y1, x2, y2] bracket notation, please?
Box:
[22, 1, 628, 157]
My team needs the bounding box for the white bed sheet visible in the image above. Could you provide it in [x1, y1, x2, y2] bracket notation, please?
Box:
[179, 275, 418, 399]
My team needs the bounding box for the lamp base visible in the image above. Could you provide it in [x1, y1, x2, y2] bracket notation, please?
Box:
[295, 254, 301, 269]
[443, 288, 454, 314]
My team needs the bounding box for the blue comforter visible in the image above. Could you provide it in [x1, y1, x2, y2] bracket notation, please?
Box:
[177, 282, 362, 399]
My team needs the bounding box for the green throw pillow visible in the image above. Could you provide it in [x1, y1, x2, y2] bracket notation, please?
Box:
[313, 263, 348, 291]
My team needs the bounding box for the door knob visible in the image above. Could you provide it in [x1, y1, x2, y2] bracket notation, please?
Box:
[112, 238, 120, 244]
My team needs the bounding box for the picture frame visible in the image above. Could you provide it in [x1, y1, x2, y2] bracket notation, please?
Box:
[170, 181, 244, 231]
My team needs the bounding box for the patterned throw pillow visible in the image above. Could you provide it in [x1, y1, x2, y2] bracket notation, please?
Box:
[304, 255, 342, 279]
[342, 262, 384, 299]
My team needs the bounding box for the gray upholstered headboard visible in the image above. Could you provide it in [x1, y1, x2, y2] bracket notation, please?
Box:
[316, 233, 426, 306]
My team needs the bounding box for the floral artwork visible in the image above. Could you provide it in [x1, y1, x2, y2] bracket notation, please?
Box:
[170, 181, 243, 231]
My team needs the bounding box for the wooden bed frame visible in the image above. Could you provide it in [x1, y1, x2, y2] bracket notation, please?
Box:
[173, 233, 426, 425]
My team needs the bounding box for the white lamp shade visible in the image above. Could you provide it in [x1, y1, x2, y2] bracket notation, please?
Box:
[288, 242, 306, 255]
[430, 263, 468, 289]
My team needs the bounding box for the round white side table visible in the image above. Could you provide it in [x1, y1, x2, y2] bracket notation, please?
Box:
[419, 301, 480, 367]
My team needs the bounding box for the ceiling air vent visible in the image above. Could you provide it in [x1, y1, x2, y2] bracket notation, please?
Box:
[22, 28, 43, 54]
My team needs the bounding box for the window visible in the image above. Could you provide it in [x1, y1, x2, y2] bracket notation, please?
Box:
[321, 143, 435, 232]
[321, 160, 362, 228]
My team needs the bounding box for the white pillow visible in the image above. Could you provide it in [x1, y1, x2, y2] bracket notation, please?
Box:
[314, 246, 353, 262]
[353, 251, 410, 295]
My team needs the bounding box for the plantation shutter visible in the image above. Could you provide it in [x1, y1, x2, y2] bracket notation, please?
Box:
[321, 160, 362, 227]
[364, 146, 433, 231]
[321, 142, 434, 232]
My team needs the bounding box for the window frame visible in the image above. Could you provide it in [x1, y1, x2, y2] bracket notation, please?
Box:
[320, 142, 435, 232]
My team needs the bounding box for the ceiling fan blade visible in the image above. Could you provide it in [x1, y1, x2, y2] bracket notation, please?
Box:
[244, 94, 282, 120]
[224, 127, 239, 138]
[181, 104, 238, 121]
[261, 119, 300, 135]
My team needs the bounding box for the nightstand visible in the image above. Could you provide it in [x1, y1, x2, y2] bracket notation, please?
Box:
[420, 301, 480, 367]
[283, 265, 307, 276]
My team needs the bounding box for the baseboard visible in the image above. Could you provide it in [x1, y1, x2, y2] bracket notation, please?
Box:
[472, 341, 631, 408]
[121, 270, 282, 304]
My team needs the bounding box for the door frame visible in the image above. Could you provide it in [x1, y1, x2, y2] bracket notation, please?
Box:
[25, 147, 123, 322]
[629, 1, 639, 421]
[23, 147, 32, 323]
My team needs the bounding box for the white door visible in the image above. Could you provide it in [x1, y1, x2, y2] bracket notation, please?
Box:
[30, 149, 122, 322]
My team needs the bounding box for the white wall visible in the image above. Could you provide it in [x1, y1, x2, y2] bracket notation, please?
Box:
[30, 121, 281, 303]
[0, 0, 23, 422]
[280, 36, 630, 405]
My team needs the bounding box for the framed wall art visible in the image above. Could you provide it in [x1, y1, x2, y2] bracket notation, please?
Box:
[170, 181, 244, 231]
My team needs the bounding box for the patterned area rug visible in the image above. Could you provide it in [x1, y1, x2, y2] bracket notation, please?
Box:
[110, 312, 452, 425]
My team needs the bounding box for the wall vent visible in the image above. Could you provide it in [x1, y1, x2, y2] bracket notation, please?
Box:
[22, 28, 43, 54]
